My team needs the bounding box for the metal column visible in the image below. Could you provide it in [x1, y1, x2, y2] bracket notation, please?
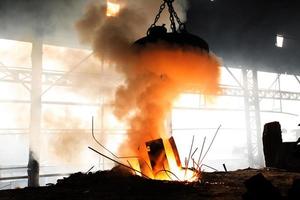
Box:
[242, 69, 264, 168]
[27, 38, 43, 187]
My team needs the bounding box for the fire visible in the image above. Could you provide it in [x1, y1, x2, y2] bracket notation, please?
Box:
[161, 138, 199, 181]
[113, 46, 220, 182]
[75, 0, 220, 182]
[125, 137, 199, 181]
[114, 46, 220, 145]
[106, 1, 120, 17]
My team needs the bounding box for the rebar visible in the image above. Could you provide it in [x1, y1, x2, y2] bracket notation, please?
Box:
[197, 136, 207, 169]
[86, 166, 94, 174]
[91, 116, 137, 159]
[201, 164, 218, 172]
[199, 125, 221, 166]
[191, 147, 198, 159]
[185, 135, 195, 177]
[88, 146, 149, 179]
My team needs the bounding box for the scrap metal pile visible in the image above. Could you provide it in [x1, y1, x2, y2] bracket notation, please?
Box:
[89, 119, 221, 182]
[1, 168, 300, 200]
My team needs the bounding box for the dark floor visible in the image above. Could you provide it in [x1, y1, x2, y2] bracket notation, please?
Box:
[0, 168, 299, 200]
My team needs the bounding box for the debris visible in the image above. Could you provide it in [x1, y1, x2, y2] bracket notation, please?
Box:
[168, 137, 182, 167]
[223, 163, 228, 172]
[145, 138, 169, 177]
[88, 146, 149, 179]
[1, 168, 299, 199]
[243, 173, 282, 200]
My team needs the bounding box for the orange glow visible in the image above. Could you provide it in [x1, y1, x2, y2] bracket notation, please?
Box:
[114, 45, 220, 182]
[74, 0, 216, 181]
[124, 138, 199, 181]
[160, 139, 198, 181]
[112, 45, 220, 181]
[0, 39, 213, 181]
[106, 1, 120, 17]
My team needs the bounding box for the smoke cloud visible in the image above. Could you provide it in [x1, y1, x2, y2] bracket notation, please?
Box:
[76, 0, 188, 61]
[42, 110, 92, 164]
[114, 46, 220, 157]
[0, 0, 197, 166]
[76, 0, 220, 161]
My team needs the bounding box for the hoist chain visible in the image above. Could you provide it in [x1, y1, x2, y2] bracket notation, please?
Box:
[166, 1, 177, 32]
[147, 0, 185, 35]
[148, 1, 166, 34]
[170, 3, 185, 31]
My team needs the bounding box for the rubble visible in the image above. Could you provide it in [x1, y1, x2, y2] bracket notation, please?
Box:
[0, 168, 299, 200]
[243, 173, 282, 200]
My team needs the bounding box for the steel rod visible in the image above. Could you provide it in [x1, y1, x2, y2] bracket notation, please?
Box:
[88, 146, 149, 179]
[185, 135, 195, 176]
[201, 164, 218, 172]
[191, 147, 198, 159]
[91, 116, 137, 159]
[86, 166, 94, 174]
[197, 136, 206, 169]
[199, 125, 221, 165]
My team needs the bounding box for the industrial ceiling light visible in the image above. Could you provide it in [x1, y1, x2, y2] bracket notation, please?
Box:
[133, 0, 209, 52]
[276, 34, 284, 48]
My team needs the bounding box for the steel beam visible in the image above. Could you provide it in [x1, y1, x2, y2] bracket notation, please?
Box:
[27, 38, 42, 187]
[242, 69, 264, 168]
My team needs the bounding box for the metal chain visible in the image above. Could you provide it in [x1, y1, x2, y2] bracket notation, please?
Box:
[147, 0, 185, 34]
[147, 1, 166, 34]
[167, 1, 185, 32]
[167, 1, 176, 32]
[171, 5, 185, 31]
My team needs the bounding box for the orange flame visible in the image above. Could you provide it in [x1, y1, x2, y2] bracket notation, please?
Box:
[114, 45, 220, 181]
[126, 138, 199, 181]
[75, 1, 220, 181]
